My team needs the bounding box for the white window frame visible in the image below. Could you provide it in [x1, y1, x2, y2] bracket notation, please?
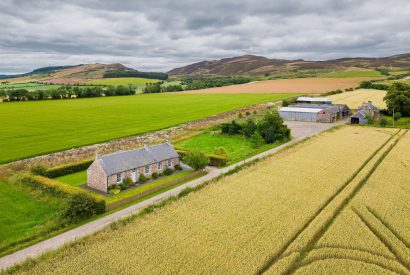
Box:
[158, 162, 162, 171]
[145, 165, 150, 175]
[168, 159, 172, 167]
[116, 173, 122, 184]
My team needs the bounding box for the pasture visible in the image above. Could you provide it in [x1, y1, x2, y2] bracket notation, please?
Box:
[329, 88, 387, 109]
[86, 77, 159, 86]
[0, 93, 292, 163]
[0, 180, 63, 257]
[10, 127, 409, 274]
[175, 77, 375, 94]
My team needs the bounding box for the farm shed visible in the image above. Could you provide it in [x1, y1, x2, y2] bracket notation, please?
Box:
[296, 97, 332, 105]
[350, 110, 368, 124]
[279, 107, 322, 122]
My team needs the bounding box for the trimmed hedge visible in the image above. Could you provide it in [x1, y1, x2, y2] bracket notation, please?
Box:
[20, 175, 105, 220]
[176, 149, 228, 167]
[45, 159, 93, 178]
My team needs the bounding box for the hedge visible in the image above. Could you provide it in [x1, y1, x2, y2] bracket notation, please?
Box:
[20, 175, 105, 220]
[106, 170, 204, 211]
[176, 149, 228, 167]
[45, 159, 93, 178]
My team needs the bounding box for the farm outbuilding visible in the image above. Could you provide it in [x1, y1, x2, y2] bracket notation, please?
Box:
[279, 107, 322, 122]
[296, 97, 332, 105]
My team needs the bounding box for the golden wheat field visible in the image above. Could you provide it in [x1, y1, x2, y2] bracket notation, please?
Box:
[10, 127, 410, 275]
[329, 89, 387, 109]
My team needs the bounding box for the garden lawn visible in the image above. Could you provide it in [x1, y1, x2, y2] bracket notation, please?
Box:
[0, 93, 293, 164]
[0, 180, 63, 256]
[54, 170, 87, 186]
[377, 116, 410, 129]
[175, 132, 283, 165]
[106, 170, 193, 204]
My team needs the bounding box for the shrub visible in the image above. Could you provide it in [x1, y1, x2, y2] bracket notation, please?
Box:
[183, 150, 210, 170]
[214, 147, 228, 156]
[250, 131, 264, 148]
[379, 117, 388, 127]
[257, 111, 290, 143]
[152, 172, 159, 179]
[242, 119, 257, 137]
[163, 167, 174, 175]
[139, 173, 148, 182]
[393, 112, 402, 121]
[123, 177, 134, 187]
[238, 113, 243, 118]
[245, 111, 251, 116]
[45, 159, 93, 178]
[30, 165, 47, 176]
[221, 120, 242, 135]
[175, 164, 183, 171]
[61, 193, 105, 223]
[118, 183, 127, 190]
[208, 154, 228, 167]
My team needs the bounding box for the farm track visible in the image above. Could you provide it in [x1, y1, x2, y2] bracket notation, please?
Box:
[258, 129, 405, 274]
[352, 207, 410, 272]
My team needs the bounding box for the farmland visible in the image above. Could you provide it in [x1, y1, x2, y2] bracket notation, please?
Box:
[86, 77, 159, 86]
[176, 77, 376, 94]
[0, 180, 63, 257]
[329, 89, 387, 109]
[319, 70, 383, 78]
[9, 126, 409, 274]
[0, 93, 293, 164]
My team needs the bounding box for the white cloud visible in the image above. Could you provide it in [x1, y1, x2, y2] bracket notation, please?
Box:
[0, 0, 409, 74]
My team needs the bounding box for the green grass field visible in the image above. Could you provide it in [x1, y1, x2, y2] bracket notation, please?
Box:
[0, 93, 294, 164]
[86, 77, 159, 86]
[175, 132, 283, 165]
[0, 83, 63, 91]
[55, 171, 87, 186]
[320, 70, 383, 78]
[0, 180, 63, 256]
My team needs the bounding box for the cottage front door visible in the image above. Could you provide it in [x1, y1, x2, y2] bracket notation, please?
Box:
[131, 170, 137, 182]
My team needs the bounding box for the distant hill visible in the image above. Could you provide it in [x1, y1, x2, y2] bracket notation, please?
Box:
[1, 63, 136, 84]
[168, 54, 410, 76]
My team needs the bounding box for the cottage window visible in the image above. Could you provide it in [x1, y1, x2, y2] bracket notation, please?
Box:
[116, 173, 122, 183]
[168, 159, 172, 167]
[158, 162, 162, 171]
[145, 165, 150, 174]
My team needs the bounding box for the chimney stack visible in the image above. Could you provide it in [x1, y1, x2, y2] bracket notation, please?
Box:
[165, 135, 171, 145]
[144, 142, 149, 149]
[95, 150, 99, 160]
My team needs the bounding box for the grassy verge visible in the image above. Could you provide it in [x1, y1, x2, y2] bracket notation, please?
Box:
[106, 170, 194, 204]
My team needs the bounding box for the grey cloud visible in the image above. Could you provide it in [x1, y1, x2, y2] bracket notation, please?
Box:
[0, 0, 409, 74]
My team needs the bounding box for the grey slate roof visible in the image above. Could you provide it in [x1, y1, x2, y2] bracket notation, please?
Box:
[351, 110, 367, 118]
[97, 143, 179, 175]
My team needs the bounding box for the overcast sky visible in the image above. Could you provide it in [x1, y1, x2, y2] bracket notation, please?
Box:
[1, 0, 409, 74]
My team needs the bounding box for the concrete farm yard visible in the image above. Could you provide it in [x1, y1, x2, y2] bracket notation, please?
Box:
[0, 93, 293, 163]
[8, 126, 409, 274]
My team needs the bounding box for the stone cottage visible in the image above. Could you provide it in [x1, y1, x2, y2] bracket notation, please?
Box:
[87, 141, 180, 193]
[350, 101, 380, 124]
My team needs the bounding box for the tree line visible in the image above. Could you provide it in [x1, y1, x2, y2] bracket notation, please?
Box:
[0, 85, 135, 102]
[143, 76, 252, 93]
[103, 70, 169, 80]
